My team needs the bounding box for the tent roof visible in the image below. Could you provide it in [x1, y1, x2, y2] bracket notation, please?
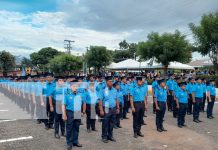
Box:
[151, 61, 194, 70]
[107, 59, 194, 70]
[107, 59, 140, 69]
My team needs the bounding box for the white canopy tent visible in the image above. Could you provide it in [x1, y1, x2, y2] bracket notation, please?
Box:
[150, 61, 195, 70]
[107, 59, 141, 70]
[107, 59, 194, 70]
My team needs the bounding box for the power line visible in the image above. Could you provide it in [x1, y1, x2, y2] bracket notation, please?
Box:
[64, 40, 75, 54]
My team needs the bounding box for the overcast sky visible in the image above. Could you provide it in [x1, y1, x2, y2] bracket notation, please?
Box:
[0, 0, 217, 59]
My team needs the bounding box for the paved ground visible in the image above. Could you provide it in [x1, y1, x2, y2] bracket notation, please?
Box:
[0, 93, 218, 150]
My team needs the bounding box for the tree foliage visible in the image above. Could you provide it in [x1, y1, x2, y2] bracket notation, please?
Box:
[21, 57, 33, 68]
[85, 46, 112, 72]
[189, 11, 218, 73]
[113, 41, 137, 62]
[30, 47, 61, 70]
[137, 30, 192, 70]
[119, 40, 129, 50]
[49, 54, 82, 75]
[0, 50, 16, 76]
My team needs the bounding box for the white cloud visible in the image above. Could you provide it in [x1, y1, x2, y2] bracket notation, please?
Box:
[1, 0, 217, 60]
[0, 10, 130, 56]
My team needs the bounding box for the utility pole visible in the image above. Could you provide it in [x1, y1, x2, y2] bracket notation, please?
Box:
[64, 40, 75, 54]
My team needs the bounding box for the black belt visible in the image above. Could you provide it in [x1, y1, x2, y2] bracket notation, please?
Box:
[157, 101, 166, 103]
[103, 106, 116, 110]
[134, 101, 144, 104]
[66, 109, 80, 113]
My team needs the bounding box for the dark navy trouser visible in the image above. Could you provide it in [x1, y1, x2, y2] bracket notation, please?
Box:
[167, 90, 173, 111]
[156, 101, 166, 129]
[187, 94, 193, 114]
[178, 103, 188, 125]
[133, 101, 145, 134]
[200, 93, 206, 111]
[86, 104, 96, 130]
[54, 101, 65, 135]
[207, 95, 215, 117]
[102, 107, 116, 139]
[193, 97, 202, 120]
[66, 110, 81, 147]
[116, 104, 123, 127]
[123, 95, 128, 117]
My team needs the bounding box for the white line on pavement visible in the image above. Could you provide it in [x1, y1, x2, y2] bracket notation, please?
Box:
[0, 110, 8, 112]
[0, 136, 33, 143]
[0, 119, 17, 123]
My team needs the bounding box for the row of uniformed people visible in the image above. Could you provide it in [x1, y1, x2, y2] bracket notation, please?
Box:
[163, 75, 216, 118]
[0, 75, 216, 150]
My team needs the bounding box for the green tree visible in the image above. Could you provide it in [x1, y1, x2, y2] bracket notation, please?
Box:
[113, 50, 131, 62]
[189, 11, 218, 73]
[21, 57, 33, 68]
[137, 30, 192, 73]
[85, 46, 112, 73]
[113, 41, 137, 62]
[49, 54, 82, 75]
[119, 40, 129, 50]
[30, 47, 61, 71]
[0, 50, 16, 76]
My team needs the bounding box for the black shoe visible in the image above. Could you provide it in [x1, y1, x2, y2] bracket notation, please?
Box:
[144, 114, 147, 117]
[207, 116, 213, 119]
[137, 132, 144, 137]
[211, 116, 215, 119]
[55, 134, 60, 139]
[61, 133, 66, 137]
[108, 137, 116, 142]
[178, 125, 182, 128]
[50, 125, 54, 129]
[161, 127, 167, 132]
[73, 143, 82, 147]
[197, 119, 203, 122]
[114, 126, 118, 129]
[87, 129, 91, 133]
[66, 146, 72, 150]
[123, 117, 129, 119]
[157, 128, 163, 132]
[141, 122, 147, 126]
[36, 120, 41, 124]
[102, 139, 108, 143]
[182, 124, 187, 127]
[92, 129, 98, 132]
[80, 122, 84, 125]
[134, 133, 138, 138]
[193, 119, 199, 123]
[117, 125, 122, 128]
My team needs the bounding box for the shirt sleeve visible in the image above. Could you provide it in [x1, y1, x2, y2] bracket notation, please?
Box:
[192, 85, 196, 93]
[154, 89, 158, 98]
[166, 81, 169, 87]
[152, 82, 155, 88]
[206, 86, 210, 92]
[98, 89, 104, 100]
[115, 90, 118, 100]
[81, 93, 86, 103]
[63, 95, 67, 105]
[130, 87, 134, 96]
